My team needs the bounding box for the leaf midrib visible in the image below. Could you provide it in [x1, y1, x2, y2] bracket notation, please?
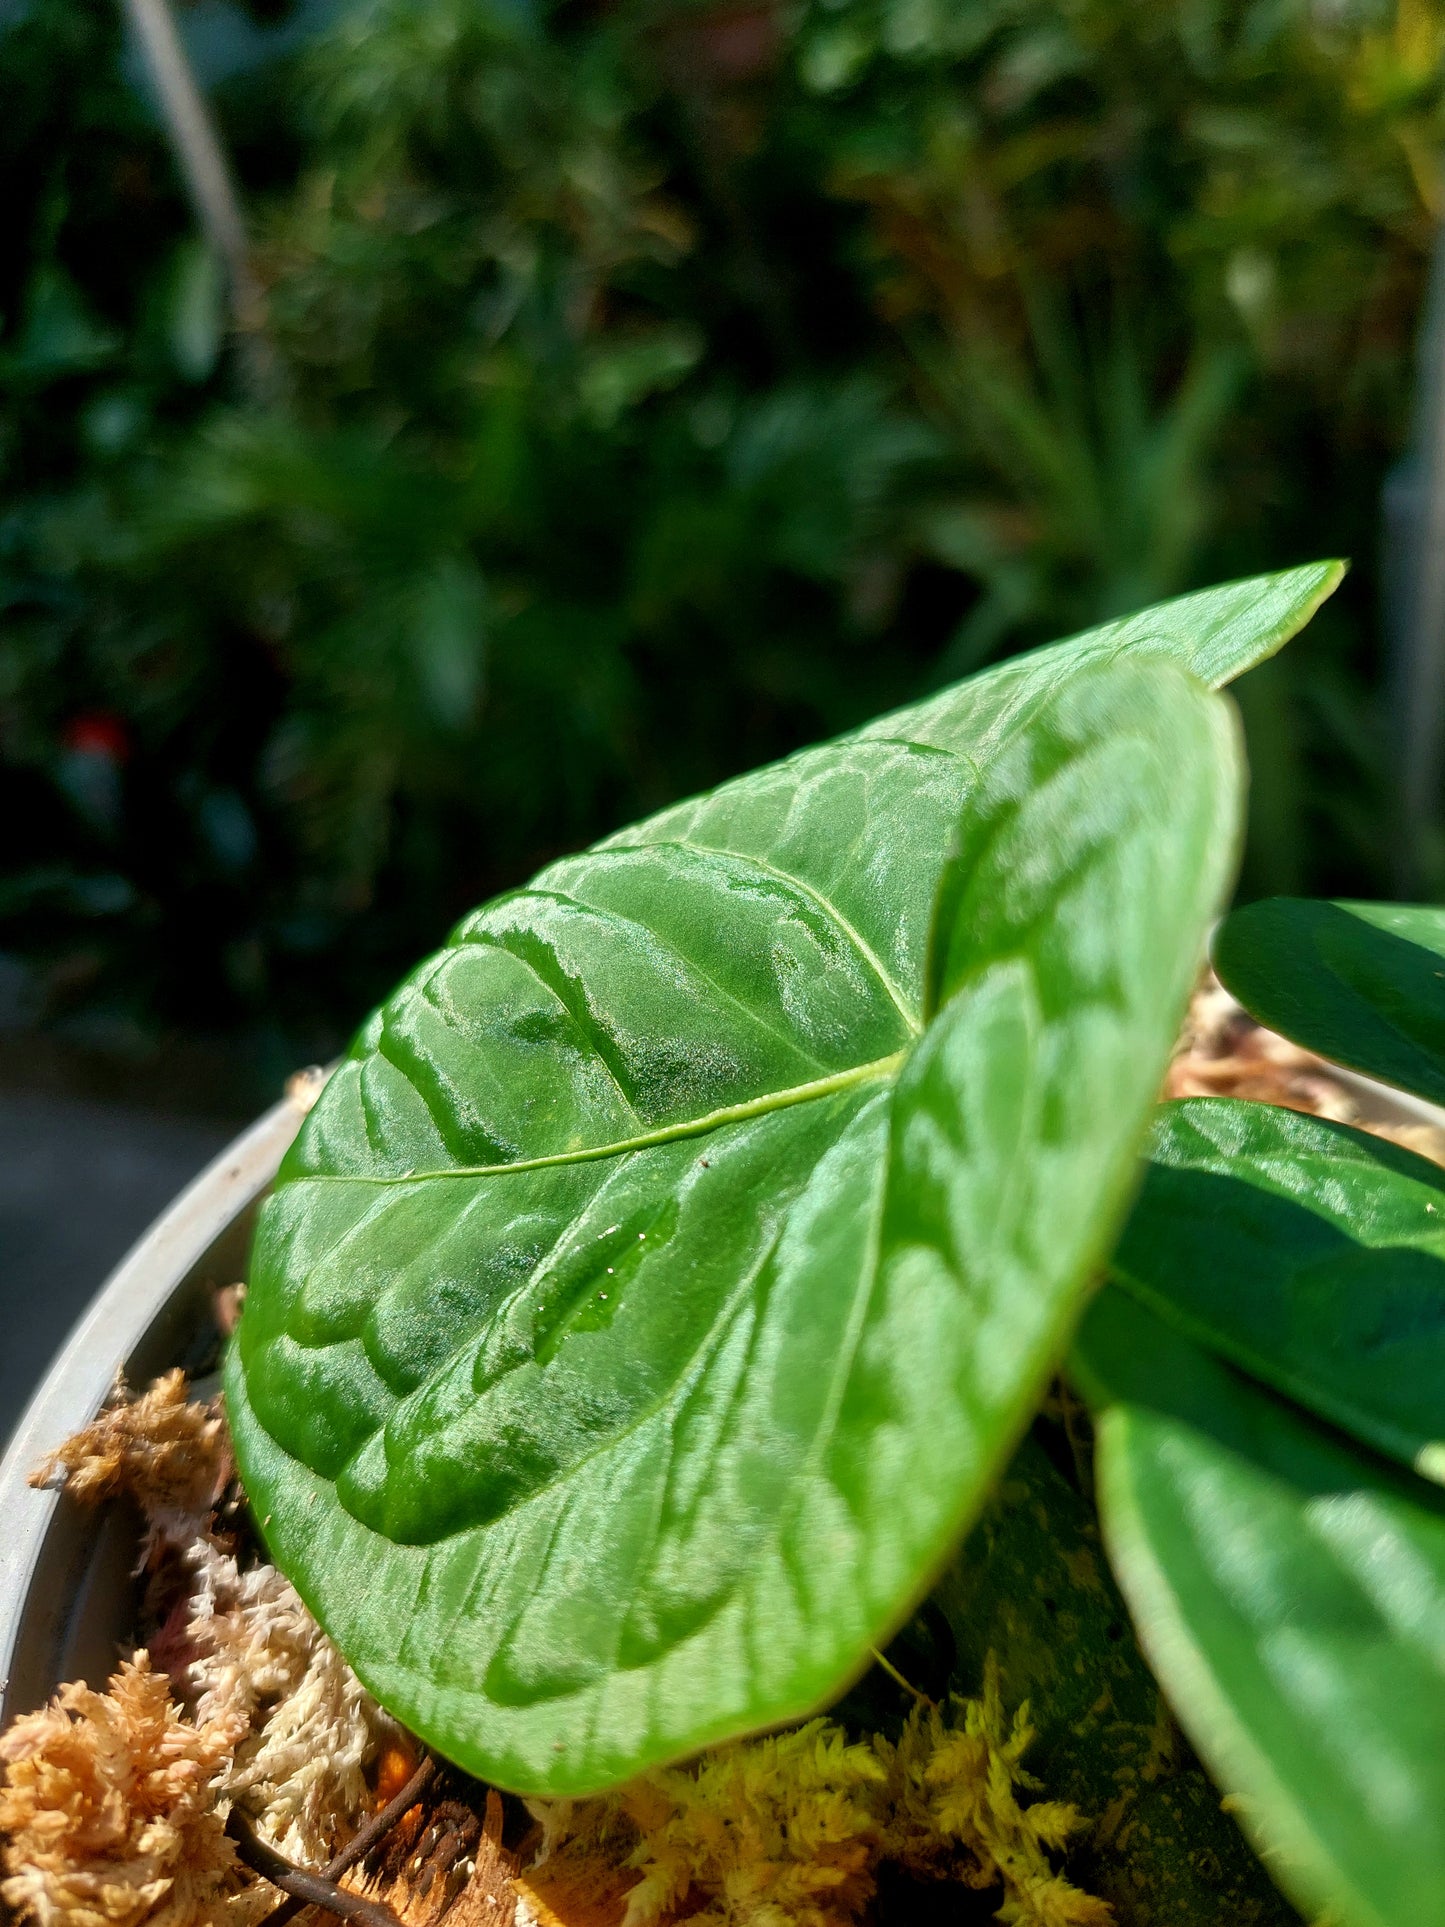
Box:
[297, 1049, 909, 1186]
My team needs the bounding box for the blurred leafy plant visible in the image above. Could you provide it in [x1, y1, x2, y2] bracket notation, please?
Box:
[1, 0, 1443, 1077]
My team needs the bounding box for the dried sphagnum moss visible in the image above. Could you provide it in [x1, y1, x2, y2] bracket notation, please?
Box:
[4, 1376, 392, 1927]
[28, 1372, 230, 1541]
[4, 1346, 1123, 1927]
[0, 1655, 266, 1927]
[3, 1381, 1112, 1927]
[183, 1540, 394, 1866]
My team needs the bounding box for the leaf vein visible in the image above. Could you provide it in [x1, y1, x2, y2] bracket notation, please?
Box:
[669, 837, 924, 1036]
[516, 883, 849, 1073]
[285, 1053, 906, 1185]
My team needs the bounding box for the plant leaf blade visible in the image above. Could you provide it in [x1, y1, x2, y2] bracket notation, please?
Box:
[863, 558, 1343, 756]
[1075, 1285, 1445, 1927]
[230, 649, 1241, 1795]
[1215, 897, 1445, 1105]
[1113, 1097, 1445, 1485]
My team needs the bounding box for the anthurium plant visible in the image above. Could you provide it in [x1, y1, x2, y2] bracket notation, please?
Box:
[230, 558, 1445, 1927]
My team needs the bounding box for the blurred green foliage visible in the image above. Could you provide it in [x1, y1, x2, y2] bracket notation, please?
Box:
[2, 0, 1444, 1089]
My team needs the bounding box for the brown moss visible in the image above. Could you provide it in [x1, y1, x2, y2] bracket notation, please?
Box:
[1166, 972, 1445, 1165]
[0, 1655, 266, 1927]
[28, 1373, 230, 1531]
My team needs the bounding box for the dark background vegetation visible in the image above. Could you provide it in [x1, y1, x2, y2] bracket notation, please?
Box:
[4, 0, 1444, 1114]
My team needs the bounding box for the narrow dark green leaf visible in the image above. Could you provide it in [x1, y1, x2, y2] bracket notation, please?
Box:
[227, 645, 1241, 1794]
[1113, 1097, 1445, 1486]
[1214, 897, 1445, 1105]
[1075, 1287, 1445, 1927]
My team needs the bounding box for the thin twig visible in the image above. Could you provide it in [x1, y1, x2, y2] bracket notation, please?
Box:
[224, 1806, 407, 1927]
[1055, 1377, 1096, 1499]
[330, 1755, 439, 1879]
[118, 0, 282, 404]
[264, 1755, 438, 1927]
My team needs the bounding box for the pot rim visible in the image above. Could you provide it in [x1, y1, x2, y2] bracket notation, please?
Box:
[0, 1088, 307, 1721]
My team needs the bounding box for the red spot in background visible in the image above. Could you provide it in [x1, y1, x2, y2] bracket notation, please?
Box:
[63, 711, 130, 762]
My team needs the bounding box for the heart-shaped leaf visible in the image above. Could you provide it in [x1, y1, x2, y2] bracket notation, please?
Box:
[228, 565, 1336, 1794]
[1113, 1097, 1445, 1485]
[1215, 897, 1445, 1106]
[1075, 1286, 1445, 1927]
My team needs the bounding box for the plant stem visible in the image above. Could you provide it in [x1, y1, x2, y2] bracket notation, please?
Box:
[869, 1647, 936, 1708]
[1387, 222, 1445, 894]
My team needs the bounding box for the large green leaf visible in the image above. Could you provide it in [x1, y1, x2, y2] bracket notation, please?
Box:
[1113, 1098, 1445, 1486]
[1075, 1287, 1445, 1927]
[1214, 897, 1445, 1106]
[228, 564, 1335, 1796]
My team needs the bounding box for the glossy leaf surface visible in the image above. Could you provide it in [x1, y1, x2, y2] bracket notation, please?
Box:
[1215, 896, 1445, 1105]
[1076, 1288, 1445, 1927]
[1114, 1097, 1445, 1485]
[228, 564, 1337, 1794]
